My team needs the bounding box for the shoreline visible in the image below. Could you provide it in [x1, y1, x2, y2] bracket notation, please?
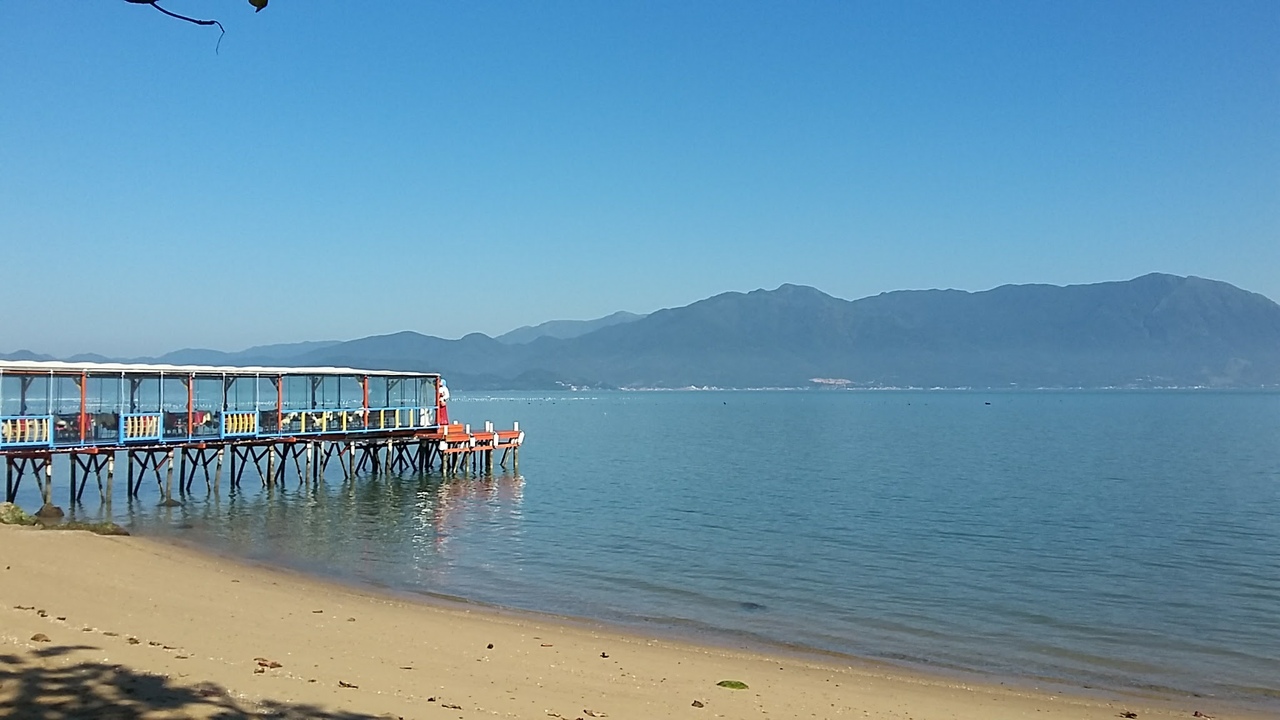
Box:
[1, 524, 1271, 719]
[147, 527, 1280, 714]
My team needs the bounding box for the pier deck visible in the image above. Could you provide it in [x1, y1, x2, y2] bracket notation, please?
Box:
[0, 360, 523, 509]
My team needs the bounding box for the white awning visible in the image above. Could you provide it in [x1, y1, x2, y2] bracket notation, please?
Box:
[0, 359, 437, 379]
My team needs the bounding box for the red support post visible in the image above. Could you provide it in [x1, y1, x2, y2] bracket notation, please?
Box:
[79, 371, 87, 443]
[362, 377, 369, 427]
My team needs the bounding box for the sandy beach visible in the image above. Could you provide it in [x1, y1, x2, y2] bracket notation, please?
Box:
[0, 524, 1267, 720]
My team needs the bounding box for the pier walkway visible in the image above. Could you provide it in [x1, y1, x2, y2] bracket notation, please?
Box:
[0, 360, 523, 510]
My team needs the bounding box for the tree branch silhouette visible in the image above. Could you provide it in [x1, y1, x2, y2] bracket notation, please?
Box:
[124, 0, 266, 53]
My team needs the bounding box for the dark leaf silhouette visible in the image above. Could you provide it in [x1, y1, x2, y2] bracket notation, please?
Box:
[0, 644, 381, 719]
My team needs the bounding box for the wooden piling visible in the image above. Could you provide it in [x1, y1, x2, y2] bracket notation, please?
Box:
[94, 457, 105, 501]
[42, 459, 52, 507]
[161, 450, 180, 506]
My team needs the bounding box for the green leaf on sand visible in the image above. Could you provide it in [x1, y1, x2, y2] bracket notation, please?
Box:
[716, 680, 749, 690]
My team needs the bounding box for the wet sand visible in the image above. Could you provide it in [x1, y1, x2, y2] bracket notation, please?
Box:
[0, 524, 1267, 719]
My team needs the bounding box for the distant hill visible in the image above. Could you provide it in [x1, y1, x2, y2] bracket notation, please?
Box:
[1, 342, 342, 369]
[0, 350, 55, 362]
[145, 340, 343, 366]
[526, 274, 1280, 388]
[496, 311, 646, 345]
[7, 275, 1280, 389]
[275, 273, 1280, 389]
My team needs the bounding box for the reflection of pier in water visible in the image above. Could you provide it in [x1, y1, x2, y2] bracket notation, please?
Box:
[427, 472, 525, 549]
[0, 361, 524, 511]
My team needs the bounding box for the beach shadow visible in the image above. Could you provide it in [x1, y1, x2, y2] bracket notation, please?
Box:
[0, 646, 384, 719]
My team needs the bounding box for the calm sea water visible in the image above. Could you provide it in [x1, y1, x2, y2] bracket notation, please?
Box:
[23, 391, 1280, 707]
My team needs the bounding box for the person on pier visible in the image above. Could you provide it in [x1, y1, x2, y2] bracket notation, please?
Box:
[436, 379, 450, 426]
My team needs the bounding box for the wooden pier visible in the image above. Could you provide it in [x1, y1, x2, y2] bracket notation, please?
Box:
[0, 360, 524, 511]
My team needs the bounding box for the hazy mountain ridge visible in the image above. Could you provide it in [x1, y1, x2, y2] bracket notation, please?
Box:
[0, 342, 344, 369]
[145, 340, 344, 366]
[496, 311, 646, 345]
[5, 274, 1279, 389]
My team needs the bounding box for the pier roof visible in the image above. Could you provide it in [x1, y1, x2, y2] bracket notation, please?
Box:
[0, 359, 436, 378]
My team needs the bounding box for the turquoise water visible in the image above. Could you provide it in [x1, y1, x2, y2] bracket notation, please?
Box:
[23, 391, 1280, 707]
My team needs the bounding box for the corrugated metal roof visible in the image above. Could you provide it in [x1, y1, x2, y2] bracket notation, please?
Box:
[0, 359, 437, 378]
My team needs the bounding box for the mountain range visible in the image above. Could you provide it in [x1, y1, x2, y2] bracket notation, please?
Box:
[5, 274, 1280, 389]
[495, 311, 646, 345]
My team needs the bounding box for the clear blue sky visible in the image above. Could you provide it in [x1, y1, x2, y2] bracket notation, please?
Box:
[1, 1, 1276, 357]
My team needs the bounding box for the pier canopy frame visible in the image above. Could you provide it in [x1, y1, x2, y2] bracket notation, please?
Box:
[0, 360, 442, 450]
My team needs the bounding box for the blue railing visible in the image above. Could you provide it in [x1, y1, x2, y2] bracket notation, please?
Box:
[0, 407, 437, 449]
[119, 413, 163, 443]
[365, 406, 423, 431]
[222, 411, 259, 438]
[279, 408, 364, 435]
[0, 415, 54, 448]
[276, 407, 426, 435]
